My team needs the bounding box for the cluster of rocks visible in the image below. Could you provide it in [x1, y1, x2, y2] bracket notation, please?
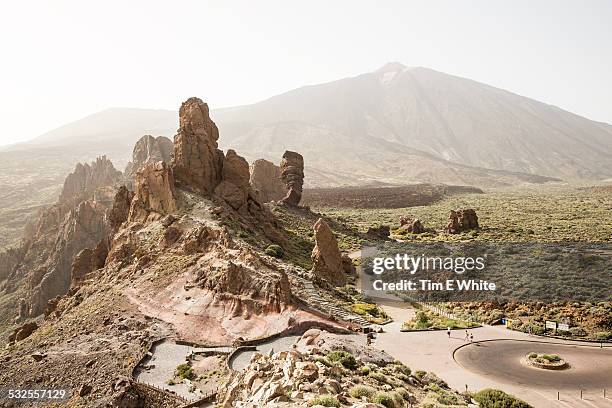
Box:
[220, 328, 455, 407]
[446, 209, 479, 234]
[398, 216, 425, 234]
[249, 151, 305, 208]
[363, 209, 479, 241]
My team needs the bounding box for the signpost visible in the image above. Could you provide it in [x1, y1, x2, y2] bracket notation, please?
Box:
[558, 323, 570, 331]
[545, 320, 557, 330]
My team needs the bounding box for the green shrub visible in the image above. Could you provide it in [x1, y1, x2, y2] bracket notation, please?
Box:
[326, 350, 357, 369]
[595, 331, 612, 340]
[264, 244, 284, 258]
[414, 370, 426, 380]
[542, 354, 560, 362]
[372, 392, 395, 408]
[348, 385, 375, 399]
[527, 352, 537, 358]
[175, 363, 195, 380]
[308, 395, 340, 407]
[369, 372, 390, 384]
[359, 365, 371, 375]
[474, 388, 533, 408]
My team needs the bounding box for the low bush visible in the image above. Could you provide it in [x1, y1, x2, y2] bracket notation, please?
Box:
[326, 350, 357, 370]
[308, 395, 340, 407]
[474, 388, 533, 408]
[372, 392, 395, 408]
[348, 385, 375, 399]
[175, 363, 195, 380]
[264, 244, 284, 258]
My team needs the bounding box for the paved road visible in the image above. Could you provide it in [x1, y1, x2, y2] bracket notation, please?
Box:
[374, 302, 612, 408]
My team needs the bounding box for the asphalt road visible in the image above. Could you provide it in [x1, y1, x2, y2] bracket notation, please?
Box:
[454, 340, 612, 390]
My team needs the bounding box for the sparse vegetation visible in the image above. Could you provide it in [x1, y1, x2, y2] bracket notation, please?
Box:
[403, 309, 478, 331]
[264, 244, 284, 258]
[175, 363, 196, 380]
[349, 385, 376, 399]
[308, 395, 340, 407]
[473, 388, 532, 407]
[326, 350, 358, 370]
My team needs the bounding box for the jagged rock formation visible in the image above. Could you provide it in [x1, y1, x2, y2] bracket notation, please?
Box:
[25, 200, 110, 317]
[0, 156, 122, 320]
[124, 135, 173, 186]
[58, 156, 122, 203]
[128, 161, 177, 222]
[446, 209, 479, 234]
[250, 159, 286, 202]
[399, 216, 426, 234]
[172, 97, 224, 195]
[311, 218, 346, 286]
[108, 186, 134, 230]
[280, 151, 304, 206]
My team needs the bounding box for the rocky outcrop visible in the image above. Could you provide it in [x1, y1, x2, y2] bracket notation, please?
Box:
[311, 218, 346, 286]
[280, 151, 304, 206]
[220, 331, 420, 407]
[249, 159, 286, 202]
[214, 150, 252, 211]
[366, 225, 390, 239]
[25, 200, 110, 317]
[124, 135, 173, 186]
[8, 321, 38, 344]
[108, 186, 134, 230]
[341, 253, 356, 275]
[446, 209, 479, 234]
[70, 239, 108, 287]
[172, 97, 224, 195]
[59, 156, 122, 203]
[399, 216, 426, 234]
[128, 161, 177, 222]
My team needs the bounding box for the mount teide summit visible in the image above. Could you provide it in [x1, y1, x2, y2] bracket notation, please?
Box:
[215, 62, 612, 182]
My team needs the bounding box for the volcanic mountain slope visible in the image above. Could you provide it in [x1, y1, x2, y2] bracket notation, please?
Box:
[214, 62, 612, 181]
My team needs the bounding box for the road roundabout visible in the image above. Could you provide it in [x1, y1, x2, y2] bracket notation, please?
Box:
[453, 339, 612, 390]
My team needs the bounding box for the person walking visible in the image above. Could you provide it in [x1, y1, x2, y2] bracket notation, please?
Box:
[447, 327, 451, 338]
[470, 333, 474, 343]
[465, 330, 469, 342]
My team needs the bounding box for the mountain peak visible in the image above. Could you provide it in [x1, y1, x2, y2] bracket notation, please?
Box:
[375, 61, 407, 73]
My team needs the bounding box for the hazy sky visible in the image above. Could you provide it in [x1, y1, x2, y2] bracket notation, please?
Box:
[1, 0, 611, 146]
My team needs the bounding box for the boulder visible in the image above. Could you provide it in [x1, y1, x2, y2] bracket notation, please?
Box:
[446, 209, 479, 234]
[172, 97, 224, 195]
[366, 225, 390, 239]
[249, 159, 286, 202]
[341, 253, 356, 275]
[399, 216, 426, 234]
[128, 161, 178, 222]
[280, 151, 304, 206]
[311, 218, 346, 286]
[8, 321, 38, 343]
